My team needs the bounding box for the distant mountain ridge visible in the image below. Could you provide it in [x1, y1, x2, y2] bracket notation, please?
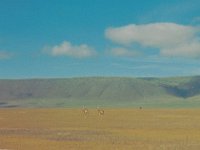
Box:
[0, 76, 200, 108]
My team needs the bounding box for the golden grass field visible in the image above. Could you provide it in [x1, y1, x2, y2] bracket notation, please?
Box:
[0, 108, 200, 150]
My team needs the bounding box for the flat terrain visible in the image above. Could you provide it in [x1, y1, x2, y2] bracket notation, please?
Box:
[0, 108, 200, 150]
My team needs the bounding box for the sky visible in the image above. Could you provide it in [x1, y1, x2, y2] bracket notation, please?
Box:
[0, 0, 200, 78]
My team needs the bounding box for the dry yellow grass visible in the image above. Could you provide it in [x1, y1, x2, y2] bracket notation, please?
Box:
[0, 108, 200, 149]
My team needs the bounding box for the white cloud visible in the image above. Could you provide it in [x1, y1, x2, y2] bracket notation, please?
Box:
[161, 41, 200, 58]
[105, 23, 200, 58]
[109, 47, 140, 57]
[0, 51, 12, 60]
[46, 41, 97, 58]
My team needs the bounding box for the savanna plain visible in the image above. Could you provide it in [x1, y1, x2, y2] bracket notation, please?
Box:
[0, 108, 200, 150]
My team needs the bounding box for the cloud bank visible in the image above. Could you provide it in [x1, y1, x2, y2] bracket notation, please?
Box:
[46, 41, 96, 58]
[109, 47, 140, 57]
[105, 23, 200, 58]
[0, 51, 12, 60]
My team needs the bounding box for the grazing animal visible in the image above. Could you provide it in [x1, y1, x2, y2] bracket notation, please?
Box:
[97, 107, 104, 116]
[82, 106, 89, 117]
[139, 106, 142, 110]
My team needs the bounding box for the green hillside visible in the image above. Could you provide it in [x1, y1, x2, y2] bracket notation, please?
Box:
[0, 76, 200, 108]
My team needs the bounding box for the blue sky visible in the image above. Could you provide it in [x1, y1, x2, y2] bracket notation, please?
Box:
[0, 0, 200, 78]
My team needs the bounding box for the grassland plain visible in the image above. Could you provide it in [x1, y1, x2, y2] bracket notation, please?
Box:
[0, 108, 200, 149]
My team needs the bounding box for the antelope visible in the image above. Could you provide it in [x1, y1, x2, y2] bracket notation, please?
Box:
[97, 107, 104, 116]
[82, 106, 89, 117]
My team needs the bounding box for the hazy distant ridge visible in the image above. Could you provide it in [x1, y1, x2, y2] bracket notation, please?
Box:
[0, 76, 199, 107]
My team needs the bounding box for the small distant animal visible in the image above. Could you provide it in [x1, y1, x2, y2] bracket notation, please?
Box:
[97, 107, 104, 116]
[82, 106, 89, 117]
[139, 106, 142, 109]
